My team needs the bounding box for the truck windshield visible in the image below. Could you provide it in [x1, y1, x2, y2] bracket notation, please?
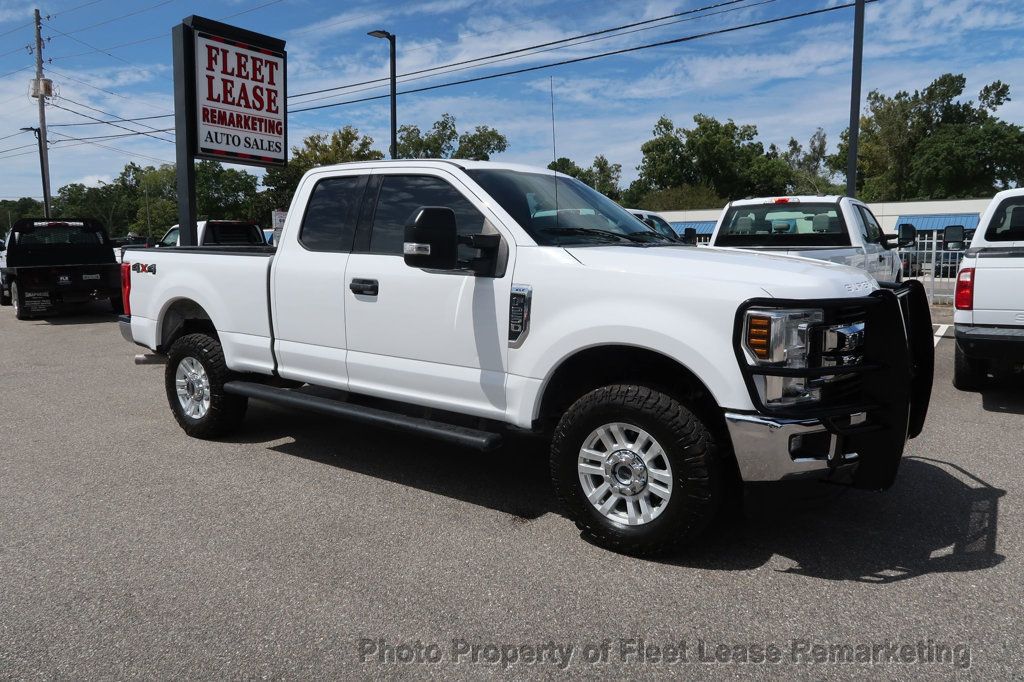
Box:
[466, 169, 672, 246]
[716, 203, 851, 247]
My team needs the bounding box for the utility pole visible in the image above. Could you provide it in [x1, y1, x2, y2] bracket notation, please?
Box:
[845, 0, 865, 198]
[32, 8, 52, 217]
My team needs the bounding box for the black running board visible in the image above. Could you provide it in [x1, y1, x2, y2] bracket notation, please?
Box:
[223, 380, 502, 451]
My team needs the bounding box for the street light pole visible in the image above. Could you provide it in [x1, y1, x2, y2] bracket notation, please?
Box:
[368, 30, 397, 159]
[20, 126, 49, 216]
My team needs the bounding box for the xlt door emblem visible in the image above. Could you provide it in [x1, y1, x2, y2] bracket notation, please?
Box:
[509, 284, 532, 348]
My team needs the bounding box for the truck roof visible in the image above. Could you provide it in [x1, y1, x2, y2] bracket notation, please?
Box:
[306, 158, 563, 177]
[727, 195, 849, 207]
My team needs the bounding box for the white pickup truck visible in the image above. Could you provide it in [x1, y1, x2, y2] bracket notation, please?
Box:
[952, 188, 1024, 389]
[119, 160, 933, 555]
[708, 196, 917, 282]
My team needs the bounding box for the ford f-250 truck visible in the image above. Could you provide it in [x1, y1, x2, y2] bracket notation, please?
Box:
[952, 188, 1024, 389]
[1, 218, 121, 319]
[119, 160, 933, 555]
[708, 196, 917, 282]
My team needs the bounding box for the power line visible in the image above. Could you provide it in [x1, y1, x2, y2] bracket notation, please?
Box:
[292, 0, 779, 107]
[47, 0, 176, 36]
[53, 127, 174, 142]
[292, 1, 874, 114]
[47, 0, 286, 61]
[48, 129, 173, 163]
[48, 112, 173, 127]
[290, 0, 753, 100]
[0, 130, 30, 142]
[49, 0, 112, 19]
[0, 65, 32, 79]
[0, 142, 37, 155]
[42, 22, 132, 65]
[0, 148, 40, 161]
[58, 96, 174, 138]
[44, 67, 170, 114]
[49, 101, 175, 143]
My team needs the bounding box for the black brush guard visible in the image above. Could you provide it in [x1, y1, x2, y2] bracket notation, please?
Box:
[733, 280, 934, 490]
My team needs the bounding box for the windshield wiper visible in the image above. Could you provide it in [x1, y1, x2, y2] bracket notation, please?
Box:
[541, 227, 635, 244]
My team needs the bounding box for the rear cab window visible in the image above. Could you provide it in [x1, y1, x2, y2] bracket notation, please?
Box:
[715, 202, 851, 247]
[985, 197, 1024, 242]
[299, 175, 367, 252]
[204, 222, 265, 246]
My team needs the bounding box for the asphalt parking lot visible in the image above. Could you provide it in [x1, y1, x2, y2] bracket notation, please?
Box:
[1, 304, 1021, 678]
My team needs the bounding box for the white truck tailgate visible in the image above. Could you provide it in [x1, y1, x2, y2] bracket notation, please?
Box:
[973, 253, 1024, 326]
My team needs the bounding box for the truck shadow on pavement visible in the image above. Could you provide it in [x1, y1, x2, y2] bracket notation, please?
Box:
[234, 402, 558, 520]
[232, 405, 1004, 582]
[980, 376, 1024, 415]
[672, 457, 1005, 582]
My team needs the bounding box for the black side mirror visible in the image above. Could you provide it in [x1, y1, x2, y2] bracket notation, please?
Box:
[943, 225, 965, 251]
[897, 223, 916, 248]
[683, 227, 697, 244]
[403, 206, 458, 270]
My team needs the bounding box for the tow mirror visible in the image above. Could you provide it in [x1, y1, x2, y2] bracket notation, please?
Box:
[682, 227, 697, 244]
[943, 225, 965, 251]
[403, 206, 458, 270]
[896, 223, 916, 248]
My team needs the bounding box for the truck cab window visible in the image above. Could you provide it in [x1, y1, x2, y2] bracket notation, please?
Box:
[299, 175, 366, 252]
[369, 175, 485, 256]
[987, 199, 1024, 242]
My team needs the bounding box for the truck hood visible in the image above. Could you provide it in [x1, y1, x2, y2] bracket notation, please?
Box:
[564, 245, 877, 299]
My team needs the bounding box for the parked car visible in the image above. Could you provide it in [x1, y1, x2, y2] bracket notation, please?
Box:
[952, 189, 1024, 390]
[119, 160, 933, 555]
[933, 251, 963, 278]
[627, 209, 682, 242]
[708, 196, 916, 282]
[0, 218, 121, 320]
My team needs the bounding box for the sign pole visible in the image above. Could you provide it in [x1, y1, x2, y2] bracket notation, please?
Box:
[172, 23, 199, 247]
[845, 0, 866, 198]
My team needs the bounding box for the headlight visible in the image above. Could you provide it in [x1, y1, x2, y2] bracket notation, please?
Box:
[743, 308, 823, 406]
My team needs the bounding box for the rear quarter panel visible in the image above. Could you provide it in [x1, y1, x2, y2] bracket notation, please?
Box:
[124, 249, 274, 373]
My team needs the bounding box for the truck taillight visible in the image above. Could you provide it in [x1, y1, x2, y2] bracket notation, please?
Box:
[120, 261, 131, 316]
[955, 268, 974, 310]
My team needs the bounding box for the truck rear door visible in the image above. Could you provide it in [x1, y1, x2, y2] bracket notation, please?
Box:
[271, 172, 368, 390]
[972, 196, 1024, 327]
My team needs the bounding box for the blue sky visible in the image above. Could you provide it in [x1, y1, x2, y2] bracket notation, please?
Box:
[0, 0, 1022, 199]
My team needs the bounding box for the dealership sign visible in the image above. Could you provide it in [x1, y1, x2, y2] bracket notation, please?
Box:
[196, 32, 285, 164]
[175, 16, 287, 168]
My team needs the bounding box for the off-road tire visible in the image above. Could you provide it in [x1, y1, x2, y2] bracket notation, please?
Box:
[165, 333, 247, 439]
[550, 384, 721, 556]
[953, 344, 987, 391]
[11, 282, 28, 320]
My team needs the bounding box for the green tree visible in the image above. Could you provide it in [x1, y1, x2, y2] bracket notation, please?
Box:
[547, 154, 622, 200]
[783, 128, 843, 195]
[195, 160, 260, 221]
[261, 126, 383, 212]
[829, 73, 1024, 200]
[397, 113, 508, 160]
[633, 184, 725, 211]
[632, 115, 792, 202]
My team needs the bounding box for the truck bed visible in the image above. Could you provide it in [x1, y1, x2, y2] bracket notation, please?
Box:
[124, 246, 277, 375]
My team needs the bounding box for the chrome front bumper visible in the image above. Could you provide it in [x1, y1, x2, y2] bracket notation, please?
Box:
[725, 411, 862, 482]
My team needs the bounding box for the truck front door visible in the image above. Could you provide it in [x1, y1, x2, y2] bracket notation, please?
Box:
[343, 170, 513, 421]
[853, 204, 896, 281]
